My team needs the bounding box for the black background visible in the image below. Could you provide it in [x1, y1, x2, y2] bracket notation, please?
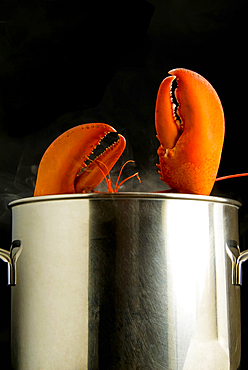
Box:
[0, 0, 248, 368]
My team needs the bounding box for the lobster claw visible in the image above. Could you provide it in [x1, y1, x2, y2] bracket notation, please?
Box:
[34, 123, 126, 196]
[155, 68, 225, 195]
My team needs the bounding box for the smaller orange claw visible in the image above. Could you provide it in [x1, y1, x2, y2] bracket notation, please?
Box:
[155, 68, 225, 195]
[34, 123, 126, 196]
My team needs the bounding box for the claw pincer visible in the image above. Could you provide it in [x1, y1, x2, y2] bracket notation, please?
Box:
[34, 123, 126, 196]
[155, 68, 225, 195]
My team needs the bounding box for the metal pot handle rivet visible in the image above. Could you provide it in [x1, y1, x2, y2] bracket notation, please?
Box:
[0, 240, 22, 286]
[226, 240, 248, 286]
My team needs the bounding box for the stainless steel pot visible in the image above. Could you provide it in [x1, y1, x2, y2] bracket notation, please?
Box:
[1, 193, 248, 370]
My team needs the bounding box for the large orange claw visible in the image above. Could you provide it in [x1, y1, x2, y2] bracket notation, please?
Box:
[155, 68, 225, 195]
[34, 123, 126, 196]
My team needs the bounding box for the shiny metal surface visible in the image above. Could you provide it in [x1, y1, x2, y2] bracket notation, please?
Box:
[7, 193, 244, 369]
[226, 240, 248, 285]
[0, 240, 22, 285]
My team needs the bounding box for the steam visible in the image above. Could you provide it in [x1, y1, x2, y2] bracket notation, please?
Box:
[0, 65, 168, 219]
[0, 164, 36, 227]
[0, 133, 41, 227]
[76, 67, 168, 193]
[0, 173, 21, 228]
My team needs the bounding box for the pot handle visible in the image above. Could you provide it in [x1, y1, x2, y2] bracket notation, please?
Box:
[0, 240, 22, 286]
[226, 240, 248, 286]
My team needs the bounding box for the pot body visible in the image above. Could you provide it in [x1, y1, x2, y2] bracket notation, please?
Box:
[7, 193, 243, 369]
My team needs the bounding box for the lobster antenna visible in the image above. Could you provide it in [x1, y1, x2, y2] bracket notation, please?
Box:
[216, 173, 248, 182]
[114, 160, 141, 192]
[90, 158, 141, 193]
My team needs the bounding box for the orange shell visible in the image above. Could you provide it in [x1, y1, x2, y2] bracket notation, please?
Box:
[155, 68, 225, 195]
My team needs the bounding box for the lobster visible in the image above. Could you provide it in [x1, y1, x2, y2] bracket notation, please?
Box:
[34, 68, 245, 197]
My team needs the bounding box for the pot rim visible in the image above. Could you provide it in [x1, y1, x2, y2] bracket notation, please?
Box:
[8, 192, 242, 208]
